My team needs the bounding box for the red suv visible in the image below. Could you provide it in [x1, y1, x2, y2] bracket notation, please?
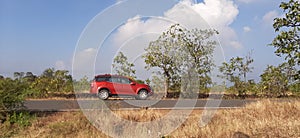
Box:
[90, 74, 153, 100]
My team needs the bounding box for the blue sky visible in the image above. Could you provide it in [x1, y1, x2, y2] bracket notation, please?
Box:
[0, 0, 114, 75]
[0, 0, 287, 81]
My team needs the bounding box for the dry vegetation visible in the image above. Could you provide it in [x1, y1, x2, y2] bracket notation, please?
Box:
[1, 100, 300, 138]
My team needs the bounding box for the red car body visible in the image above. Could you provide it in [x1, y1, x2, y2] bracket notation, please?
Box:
[90, 74, 153, 99]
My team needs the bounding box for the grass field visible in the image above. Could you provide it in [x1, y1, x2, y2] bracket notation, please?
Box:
[1, 100, 300, 138]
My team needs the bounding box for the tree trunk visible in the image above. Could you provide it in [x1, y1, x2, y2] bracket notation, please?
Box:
[164, 78, 169, 98]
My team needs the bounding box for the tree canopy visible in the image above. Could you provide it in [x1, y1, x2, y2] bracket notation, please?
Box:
[219, 52, 254, 96]
[271, 0, 300, 79]
[144, 24, 218, 96]
[112, 52, 136, 79]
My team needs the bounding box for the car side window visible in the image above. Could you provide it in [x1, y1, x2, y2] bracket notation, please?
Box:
[110, 77, 123, 83]
[120, 78, 131, 84]
[95, 77, 106, 82]
[105, 77, 111, 82]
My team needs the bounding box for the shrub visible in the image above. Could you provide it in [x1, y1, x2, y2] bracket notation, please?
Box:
[0, 78, 26, 122]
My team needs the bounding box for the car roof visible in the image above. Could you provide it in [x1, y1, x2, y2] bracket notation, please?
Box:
[94, 74, 128, 78]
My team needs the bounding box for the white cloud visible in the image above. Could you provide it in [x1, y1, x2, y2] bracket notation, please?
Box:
[113, 15, 172, 48]
[186, 0, 239, 48]
[115, 0, 123, 4]
[229, 41, 243, 49]
[113, 0, 242, 51]
[78, 48, 98, 67]
[236, 0, 257, 4]
[187, 0, 239, 27]
[83, 48, 96, 53]
[243, 26, 251, 32]
[262, 10, 279, 25]
[55, 60, 66, 70]
[72, 48, 97, 79]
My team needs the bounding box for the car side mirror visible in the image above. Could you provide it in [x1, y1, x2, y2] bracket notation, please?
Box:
[130, 82, 136, 85]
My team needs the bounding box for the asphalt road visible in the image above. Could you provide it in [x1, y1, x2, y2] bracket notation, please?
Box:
[22, 99, 256, 111]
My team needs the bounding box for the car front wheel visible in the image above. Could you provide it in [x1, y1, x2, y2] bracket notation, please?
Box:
[136, 90, 148, 100]
[98, 89, 109, 100]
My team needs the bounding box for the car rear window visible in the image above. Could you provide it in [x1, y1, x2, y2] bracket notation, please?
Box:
[95, 77, 107, 82]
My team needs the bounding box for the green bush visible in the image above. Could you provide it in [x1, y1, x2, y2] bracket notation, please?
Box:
[73, 76, 90, 92]
[260, 64, 290, 97]
[289, 82, 300, 94]
[135, 79, 145, 84]
[0, 78, 26, 112]
[8, 111, 33, 127]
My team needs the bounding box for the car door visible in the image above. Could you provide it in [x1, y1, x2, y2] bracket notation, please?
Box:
[110, 77, 124, 95]
[120, 77, 135, 94]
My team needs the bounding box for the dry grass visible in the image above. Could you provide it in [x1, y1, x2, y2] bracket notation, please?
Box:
[3, 100, 300, 138]
[9, 112, 106, 138]
[171, 100, 300, 137]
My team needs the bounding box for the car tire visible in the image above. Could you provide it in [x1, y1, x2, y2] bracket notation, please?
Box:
[98, 89, 109, 100]
[136, 90, 148, 100]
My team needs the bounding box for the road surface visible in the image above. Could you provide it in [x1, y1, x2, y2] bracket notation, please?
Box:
[22, 99, 256, 111]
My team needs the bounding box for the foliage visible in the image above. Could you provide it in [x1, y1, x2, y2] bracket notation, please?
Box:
[0, 77, 28, 123]
[260, 63, 298, 97]
[145, 79, 151, 85]
[8, 111, 34, 127]
[144, 24, 217, 97]
[219, 52, 254, 96]
[246, 80, 263, 96]
[0, 69, 75, 137]
[73, 76, 90, 92]
[181, 27, 217, 91]
[289, 81, 300, 94]
[1, 69, 74, 123]
[144, 24, 180, 96]
[0, 69, 74, 100]
[135, 79, 145, 84]
[0, 69, 75, 136]
[271, 0, 300, 79]
[112, 52, 136, 78]
[149, 74, 165, 93]
[31, 68, 73, 97]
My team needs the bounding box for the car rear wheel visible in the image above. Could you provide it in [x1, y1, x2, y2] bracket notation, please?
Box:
[136, 90, 148, 100]
[98, 89, 109, 100]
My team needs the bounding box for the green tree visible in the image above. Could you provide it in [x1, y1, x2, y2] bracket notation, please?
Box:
[271, 0, 300, 79]
[112, 52, 136, 78]
[289, 82, 300, 93]
[144, 29, 179, 96]
[144, 24, 217, 97]
[73, 76, 90, 92]
[0, 78, 27, 122]
[31, 68, 73, 97]
[149, 74, 165, 94]
[13, 72, 37, 87]
[14, 72, 38, 98]
[182, 28, 217, 92]
[219, 52, 254, 96]
[260, 63, 291, 97]
[53, 70, 73, 92]
[31, 68, 55, 97]
[13, 72, 25, 80]
[23, 72, 37, 84]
